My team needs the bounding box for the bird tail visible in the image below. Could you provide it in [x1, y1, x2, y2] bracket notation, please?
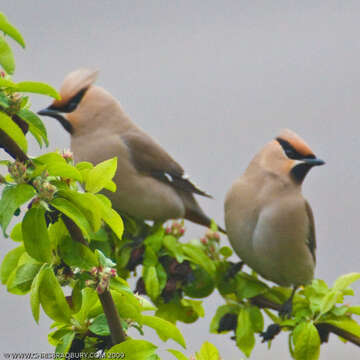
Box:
[182, 192, 226, 234]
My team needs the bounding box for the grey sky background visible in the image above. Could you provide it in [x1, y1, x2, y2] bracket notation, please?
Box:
[1, 1, 360, 359]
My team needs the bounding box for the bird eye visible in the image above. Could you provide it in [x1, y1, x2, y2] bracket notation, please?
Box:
[276, 138, 303, 160]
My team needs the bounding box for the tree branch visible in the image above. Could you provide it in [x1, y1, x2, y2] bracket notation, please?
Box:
[62, 214, 126, 345]
[250, 295, 360, 347]
[0, 129, 29, 162]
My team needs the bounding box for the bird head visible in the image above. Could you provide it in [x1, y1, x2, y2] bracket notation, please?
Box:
[37, 68, 99, 134]
[260, 129, 325, 184]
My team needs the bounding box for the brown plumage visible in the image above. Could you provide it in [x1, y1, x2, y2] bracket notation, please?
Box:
[225, 129, 324, 288]
[39, 68, 223, 232]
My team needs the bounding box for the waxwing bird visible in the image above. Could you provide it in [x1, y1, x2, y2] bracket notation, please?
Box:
[224, 129, 324, 316]
[38, 68, 224, 232]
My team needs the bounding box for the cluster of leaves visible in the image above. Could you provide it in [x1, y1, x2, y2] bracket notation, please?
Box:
[1, 11, 360, 360]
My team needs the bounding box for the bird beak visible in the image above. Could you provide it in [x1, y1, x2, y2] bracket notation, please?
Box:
[38, 107, 73, 134]
[303, 158, 325, 167]
[38, 107, 60, 118]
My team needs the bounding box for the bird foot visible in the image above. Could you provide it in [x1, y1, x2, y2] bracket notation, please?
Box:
[279, 298, 293, 319]
[225, 261, 244, 279]
[260, 323, 281, 342]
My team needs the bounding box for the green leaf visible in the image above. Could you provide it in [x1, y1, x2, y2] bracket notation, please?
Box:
[8, 262, 41, 294]
[156, 302, 199, 324]
[50, 197, 92, 239]
[182, 244, 216, 275]
[141, 315, 186, 348]
[34, 153, 82, 181]
[70, 280, 83, 314]
[57, 190, 102, 233]
[322, 318, 360, 337]
[96, 249, 115, 268]
[348, 306, 360, 315]
[74, 288, 99, 325]
[0, 184, 35, 235]
[144, 227, 164, 253]
[107, 339, 157, 360]
[30, 264, 47, 323]
[10, 222, 23, 242]
[0, 112, 27, 151]
[38, 266, 72, 323]
[293, 321, 320, 360]
[196, 341, 221, 360]
[16, 81, 60, 99]
[58, 236, 97, 270]
[319, 290, 340, 315]
[22, 206, 52, 263]
[236, 274, 268, 299]
[0, 12, 25, 48]
[210, 304, 240, 334]
[167, 349, 188, 360]
[97, 198, 124, 240]
[85, 157, 117, 193]
[110, 290, 142, 322]
[236, 307, 255, 358]
[163, 235, 184, 263]
[0, 245, 24, 284]
[333, 273, 360, 292]
[144, 265, 160, 301]
[0, 36, 15, 74]
[17, 108, 48, 147]
[89, 313, 110, 336]
[55, 331, 75, 354]
[219, 246, 233, 258]
[249, 305, 264, 333]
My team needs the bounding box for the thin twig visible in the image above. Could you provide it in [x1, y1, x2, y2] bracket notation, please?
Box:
[62, 214, 126, 345]
[0, 129, 29, 162]
[250, 295, 360, 347]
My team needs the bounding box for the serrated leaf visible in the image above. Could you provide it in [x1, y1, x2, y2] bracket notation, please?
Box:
[110, 290, 142, 322]
[0, 112, 27, 151]
[30, 264, 47, 323]
[95, 249, 115, 267]
[38, 266, 72, 323]
[0, 36, 15, 74]
[50, 197, 92, 239]
[58, 236, 98, 270]
[85, 157, 117, 193]
[0, 184, 35, 236]
[22, 206, 52, 263]
[163, 235, 184, 263]
[141, 315, 186, 348]
[17, 108, 48, 147]
[0, 12, 25, 48]
[293, 322, 320, 360]
[107, 339, 157, 360]
[71, 280, 83, 314]
[196, 341, 220, 360]
[0, 245, 24, 284]
[96, 199, 124, 240]
[16, 81, 60, 99]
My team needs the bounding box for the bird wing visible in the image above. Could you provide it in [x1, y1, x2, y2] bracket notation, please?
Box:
[122, 130, 212, 197]
[305, 200, 316, 263]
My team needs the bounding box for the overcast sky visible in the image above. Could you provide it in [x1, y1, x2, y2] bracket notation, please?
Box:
[1, 1, 360, 359]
